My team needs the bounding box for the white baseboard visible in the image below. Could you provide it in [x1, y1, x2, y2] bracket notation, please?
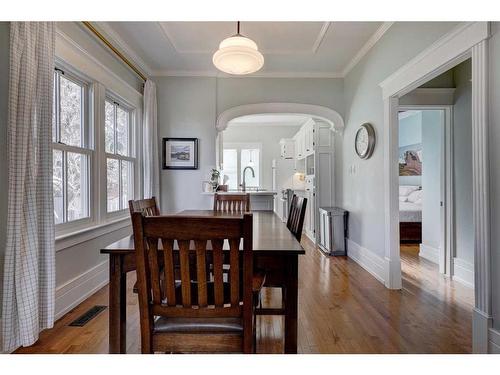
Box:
[419, 243, 439, 264]
[453, 257, 474, 288]
[473, 307, 492, 353]
[55, 260, 109, 320]
[488, 327, 500, 354]
[347, 239, 387, 285]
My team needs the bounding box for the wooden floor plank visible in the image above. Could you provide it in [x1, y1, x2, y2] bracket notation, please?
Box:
[14, 241, 473, 354]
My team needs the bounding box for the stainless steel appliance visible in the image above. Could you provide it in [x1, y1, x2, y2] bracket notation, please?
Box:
[318, 207, 348, 256]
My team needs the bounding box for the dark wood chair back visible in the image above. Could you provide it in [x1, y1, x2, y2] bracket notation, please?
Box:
[213, 193, 251, 213]
[132, 213, 254, 353]
[286, 195, 307, 242]
[129, 197, 160, 217]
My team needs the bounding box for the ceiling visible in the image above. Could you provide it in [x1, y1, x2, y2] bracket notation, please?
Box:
[94, 21, 392, 78]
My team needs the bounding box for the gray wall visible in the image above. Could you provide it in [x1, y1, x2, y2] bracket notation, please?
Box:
[0, 22, 10, 317]
[155, 76, 344, 213]
[488, 22, 500, 330]
[452, 59, 473, 264]
[339, 22, 459, 256]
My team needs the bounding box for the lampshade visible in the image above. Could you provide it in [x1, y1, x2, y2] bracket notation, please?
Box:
[213, 35, 264, 75]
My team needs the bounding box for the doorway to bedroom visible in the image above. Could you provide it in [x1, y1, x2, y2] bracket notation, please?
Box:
[397, 59, 474, 309]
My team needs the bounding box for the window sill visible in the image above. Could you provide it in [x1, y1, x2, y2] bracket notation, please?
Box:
[55, 216, 131, 252]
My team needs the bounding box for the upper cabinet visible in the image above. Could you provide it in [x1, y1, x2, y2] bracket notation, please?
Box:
[293, 119, 315, 160]
[279, 138, 295, 159]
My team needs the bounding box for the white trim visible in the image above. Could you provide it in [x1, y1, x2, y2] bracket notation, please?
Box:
[488, 327, 500, 354]
[379, 22, 489, 98]
[347, 239, 388, 286]
[312, 22, 331, 53]
[342, 22, 394, 77]
[419, 244, 439, 264]
[216, 103, 344, 132]
[151, 69, 344, 78]
[55, 28, 143, 106]
[55, 260, 109, 320]
[473, 307, 493, 353]
[55, 217, 131, 252]
[453, 257, 474, 288]
[92, 22, 153, 76]
[399, 88, 456, 106]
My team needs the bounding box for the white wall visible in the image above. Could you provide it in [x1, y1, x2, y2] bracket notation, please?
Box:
[452, 59, 473, 265]
[155, 76, 344, 214]
[339, 22, 459, 263]
[223, 124, 301, 190]
[421, 110, 443, 253]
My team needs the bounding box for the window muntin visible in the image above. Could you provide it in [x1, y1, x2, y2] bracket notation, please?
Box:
[52, 69, 90, 225]
[222, 144, 261, 190]
[105, 98, 135, 213]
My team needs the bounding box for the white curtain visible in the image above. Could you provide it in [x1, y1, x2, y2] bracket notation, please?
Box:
[1, 22, 56, 352]
[143, 79, 160, 202]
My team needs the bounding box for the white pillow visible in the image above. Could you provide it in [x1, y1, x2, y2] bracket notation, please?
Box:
[407, 189, 423, 203]
[399, 196, 408, 202]
[399, 185, 419, 197]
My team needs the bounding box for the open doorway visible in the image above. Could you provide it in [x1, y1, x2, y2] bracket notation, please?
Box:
[397, 59, 474, 310]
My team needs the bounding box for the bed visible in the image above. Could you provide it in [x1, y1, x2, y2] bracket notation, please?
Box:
[399, 186, 422, 243]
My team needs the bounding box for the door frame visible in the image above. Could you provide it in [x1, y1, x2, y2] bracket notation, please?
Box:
[398, 105, 454, 276]
[379, 22, 491, 352]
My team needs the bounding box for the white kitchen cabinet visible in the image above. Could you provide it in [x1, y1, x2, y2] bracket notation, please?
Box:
[304, 120, 314, 156]
[279, 138, 295, 159]
[305, 176, 315, 241]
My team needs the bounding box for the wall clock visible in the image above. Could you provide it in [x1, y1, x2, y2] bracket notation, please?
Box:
[355, 123, 376, 159]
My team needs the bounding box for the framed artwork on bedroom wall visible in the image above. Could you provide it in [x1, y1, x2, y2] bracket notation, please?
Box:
[162, 138, 199, 170]
[399, 143, 422, 176]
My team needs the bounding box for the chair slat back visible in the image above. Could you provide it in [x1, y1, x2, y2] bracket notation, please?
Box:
[213, 193, 251, 213]
[129, 197, 160, 217]
[286, 195, 307, 242]
[132, 213, 253, 322]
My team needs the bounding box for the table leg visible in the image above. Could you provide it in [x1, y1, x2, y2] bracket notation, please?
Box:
[284, 255, 298, 354]
[109, 254, 127, 354]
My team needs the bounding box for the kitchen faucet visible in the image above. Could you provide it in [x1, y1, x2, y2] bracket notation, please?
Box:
[240, 166, 255, 192]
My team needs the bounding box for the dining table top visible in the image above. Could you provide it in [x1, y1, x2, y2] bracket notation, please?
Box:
[101, 210, 305, 255]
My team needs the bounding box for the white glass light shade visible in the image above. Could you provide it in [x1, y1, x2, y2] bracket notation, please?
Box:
[213, 35, 264, 75]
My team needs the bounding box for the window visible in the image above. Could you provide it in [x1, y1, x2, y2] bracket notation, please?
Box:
[105, 99, 135, 213]
[222, 143, 261, 189]
[52, 69, 90, 225]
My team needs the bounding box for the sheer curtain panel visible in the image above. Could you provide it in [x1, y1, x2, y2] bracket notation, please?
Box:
[143, 79, 160, 202]
[1, 22, 56, 352]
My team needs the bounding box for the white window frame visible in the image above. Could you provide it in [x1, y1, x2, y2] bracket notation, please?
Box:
[53, 66, 94, 236]
[222, 142, 262, 189]
[104, 93, 137, 219]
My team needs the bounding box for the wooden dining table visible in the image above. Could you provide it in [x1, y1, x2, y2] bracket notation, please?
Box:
[100, 210, 305, 354]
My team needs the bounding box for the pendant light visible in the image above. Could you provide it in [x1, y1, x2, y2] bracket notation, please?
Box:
[213, 21, 264, 75]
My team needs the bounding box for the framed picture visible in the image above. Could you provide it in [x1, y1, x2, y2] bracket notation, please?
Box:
[399, 143, 422, 176]
[162, 138, 199, 170]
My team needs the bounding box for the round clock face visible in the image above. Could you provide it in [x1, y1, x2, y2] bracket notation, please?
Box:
[355, 123, 375, 159]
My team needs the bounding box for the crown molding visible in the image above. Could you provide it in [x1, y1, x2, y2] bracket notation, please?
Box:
[151, 69, 343, 78]
[312, 22, 330, 53]
[91, 22, 154, 77]
[341, 22, 394, 77]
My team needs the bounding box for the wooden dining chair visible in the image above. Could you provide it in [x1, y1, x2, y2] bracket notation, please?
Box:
[286, 195, 308, 242]
[132, 212, 258, 353]
[213, 193, 251, 212]
[129, 196, 160, 217]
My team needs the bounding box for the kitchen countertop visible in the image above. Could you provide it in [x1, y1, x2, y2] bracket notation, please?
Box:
[201, 190, 278, 196]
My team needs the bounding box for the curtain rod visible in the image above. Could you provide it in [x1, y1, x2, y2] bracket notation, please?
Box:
[81, 21, 147, 82]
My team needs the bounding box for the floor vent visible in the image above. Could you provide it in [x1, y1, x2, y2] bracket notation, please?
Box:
[69, 305, 107, 327]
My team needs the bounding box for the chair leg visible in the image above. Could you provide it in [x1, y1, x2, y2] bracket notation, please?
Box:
[281, 286, 286, 310]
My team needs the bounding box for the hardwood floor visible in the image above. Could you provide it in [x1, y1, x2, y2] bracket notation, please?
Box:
[15, 240, 473, 354]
